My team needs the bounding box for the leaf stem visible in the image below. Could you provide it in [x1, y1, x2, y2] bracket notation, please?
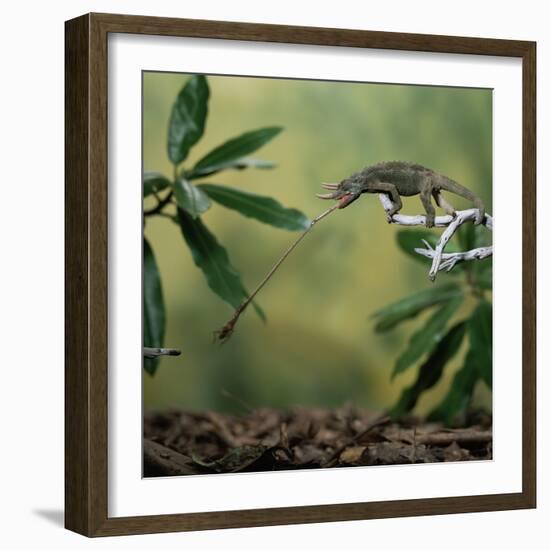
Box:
[144, 191, 174, 216]
[214, 203, 340, 342]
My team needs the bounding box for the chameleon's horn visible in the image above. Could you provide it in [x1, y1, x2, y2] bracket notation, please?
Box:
[320, 182, 339, 190]
[316, 192, 338, 199]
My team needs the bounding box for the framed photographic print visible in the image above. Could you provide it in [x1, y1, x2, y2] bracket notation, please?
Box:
[65, 13, 536, 537]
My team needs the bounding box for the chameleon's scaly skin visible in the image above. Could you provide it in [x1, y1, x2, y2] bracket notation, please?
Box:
[322, 161, 485, 228]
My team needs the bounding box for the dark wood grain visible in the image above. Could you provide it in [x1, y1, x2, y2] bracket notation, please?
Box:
[65, 14, 91, 535]
[65, 13, 110, 535]
[521, 42, 537, 508]
[65, 12, 537, 537]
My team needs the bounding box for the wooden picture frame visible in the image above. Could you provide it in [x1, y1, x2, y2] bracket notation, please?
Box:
[65, 12, 536, 537]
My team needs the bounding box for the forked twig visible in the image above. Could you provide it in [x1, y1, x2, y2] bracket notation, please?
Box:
[214, 203, 340, 342]
[414, 240, 493, 273]
[378, 194, 493, 281]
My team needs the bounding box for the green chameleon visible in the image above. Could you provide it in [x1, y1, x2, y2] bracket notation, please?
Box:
[317, 160, 485, 228]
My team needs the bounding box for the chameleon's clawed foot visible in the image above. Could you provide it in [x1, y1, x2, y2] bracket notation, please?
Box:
[425, 216, 435, 228]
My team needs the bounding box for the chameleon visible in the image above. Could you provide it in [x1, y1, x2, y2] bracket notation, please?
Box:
[316, 160, 485, 228]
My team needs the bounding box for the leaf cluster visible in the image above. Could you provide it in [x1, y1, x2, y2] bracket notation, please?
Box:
[372, 224, 492, 424]
[143, 75, 309, 374]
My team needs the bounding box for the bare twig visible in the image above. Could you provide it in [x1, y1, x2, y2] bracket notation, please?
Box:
[144, 190, 173, 217]
[143, 439, 199, 476]
[414, 241, 493, 272]
[214, 203, 340, 342]
[220, 388, 254, 414]
[143, 347, 181, 358]
[403, 429, 493, 447]
[378, 194, 493, 281]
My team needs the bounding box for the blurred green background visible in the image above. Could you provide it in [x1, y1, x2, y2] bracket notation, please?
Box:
[143, 72, 492, 415]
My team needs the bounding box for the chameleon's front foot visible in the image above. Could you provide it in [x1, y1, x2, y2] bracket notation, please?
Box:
[386, 210, 398, 223]
[425, 215, 436, 228]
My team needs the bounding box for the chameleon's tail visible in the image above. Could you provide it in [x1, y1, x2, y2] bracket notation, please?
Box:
[440, 175, 485, 219]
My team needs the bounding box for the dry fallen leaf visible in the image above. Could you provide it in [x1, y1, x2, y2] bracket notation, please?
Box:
[339, 446, 367, 464]
[143, 407, 492, 476]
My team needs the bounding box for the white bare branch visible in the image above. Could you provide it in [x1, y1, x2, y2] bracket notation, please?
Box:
[414, 240, 493, 272]
[378, 194, 493, 281]
[143, 347, 181, 358]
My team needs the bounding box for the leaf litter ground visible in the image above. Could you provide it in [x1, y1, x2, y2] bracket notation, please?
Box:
[143, 405, 492, 477]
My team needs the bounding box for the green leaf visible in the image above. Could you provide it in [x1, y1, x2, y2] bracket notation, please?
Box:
[456, 222, 476, 251]
[397, 229, 461, 268]
[192, 127, 282, 177]
[457, 222, 492, 276]
[428, 300, 492, 423]
[167, 75, 209, 165]
[188, 157, 276, 180]
[427, 346, 479, 425]
[477, 267, 493, 290]
[390, 322, 467, 418]
[469, 300, 492, 387]
[458, 222, 491, 250]
[198, 184, 309, 231]
[177, 208, 264, 318]
[143, 238, 166, 375]
[371, 283, 462, 333]
[143, 172, 170, 197]
[173, 177, 211, 218]
[392, 296, 462, 379]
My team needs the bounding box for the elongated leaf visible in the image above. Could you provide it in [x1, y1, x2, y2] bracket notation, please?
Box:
[192, 127, 282, 176]
[397, 229, 461, 272]
[168, 75, 209, 165]
[371, 283, 462, 333]
[173, 177, 211, 218]
[143, 172, 170, 197]
[427, 346, 479, 424]
[457, 222, 475, 251]
[469, 300, 492, 386]
[143, 238, 166, 375]
[458, 222, 491, 250]
[177, 209, 263, 319]
[188, 157, 276, 180]
[392, 296, 462, 379]
[457, 222, 492, 276]
[477, 267, 493, 290]
[477, 255, 493, 275]
[198, 184, 309, 231]
[390, 322, 467, 418]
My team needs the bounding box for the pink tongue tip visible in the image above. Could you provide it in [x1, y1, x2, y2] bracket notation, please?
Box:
[338, 193, 355, 208]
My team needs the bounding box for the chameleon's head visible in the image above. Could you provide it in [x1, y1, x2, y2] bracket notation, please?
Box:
[316, 175, 364, 208]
